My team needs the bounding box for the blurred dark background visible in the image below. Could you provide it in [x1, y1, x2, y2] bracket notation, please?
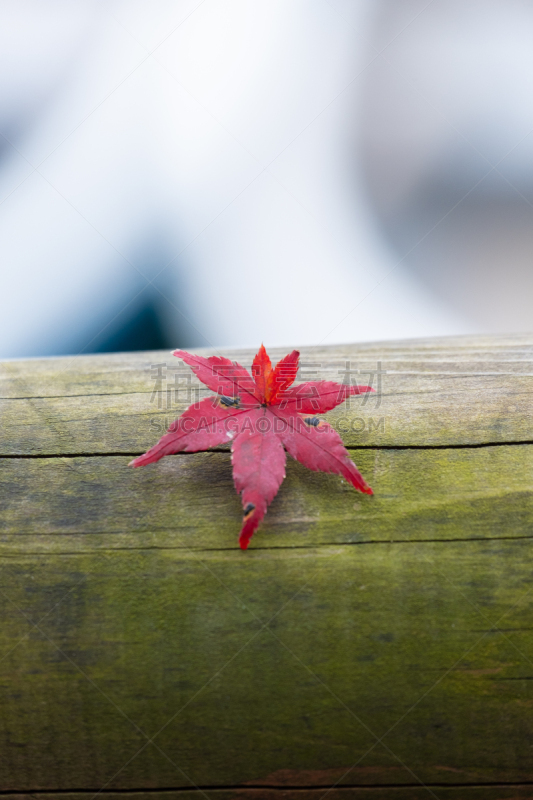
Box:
[0, 0, 531, 359]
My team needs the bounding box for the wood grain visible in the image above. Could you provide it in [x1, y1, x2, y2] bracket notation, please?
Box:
[1, 333, 532, 454]
[0, 446, 532, 550]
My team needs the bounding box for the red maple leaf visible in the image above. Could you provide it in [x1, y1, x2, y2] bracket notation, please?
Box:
[130, 345, 374, 549]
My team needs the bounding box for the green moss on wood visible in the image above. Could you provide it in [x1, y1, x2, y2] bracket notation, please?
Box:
[1, 540, 533, 789]
[1, 445, 532, 551]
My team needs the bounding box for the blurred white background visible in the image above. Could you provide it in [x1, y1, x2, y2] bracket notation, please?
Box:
[0, 0, 531, 358]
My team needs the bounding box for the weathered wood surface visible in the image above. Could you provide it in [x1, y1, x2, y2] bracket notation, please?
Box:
[1, 447, 533, 550]
[1, 333, 533, 798]
[2, 333, 532, 454]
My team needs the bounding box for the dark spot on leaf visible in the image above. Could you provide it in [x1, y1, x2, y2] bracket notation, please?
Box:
[303, 416, 321, 427]
[243, 503, 255, 519]
[220, 395, 240, 407]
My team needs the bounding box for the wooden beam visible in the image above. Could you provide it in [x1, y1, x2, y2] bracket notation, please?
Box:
[1, 334, 532, 795]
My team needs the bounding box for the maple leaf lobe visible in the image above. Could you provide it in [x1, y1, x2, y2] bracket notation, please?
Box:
[251, 344, 273, 403]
